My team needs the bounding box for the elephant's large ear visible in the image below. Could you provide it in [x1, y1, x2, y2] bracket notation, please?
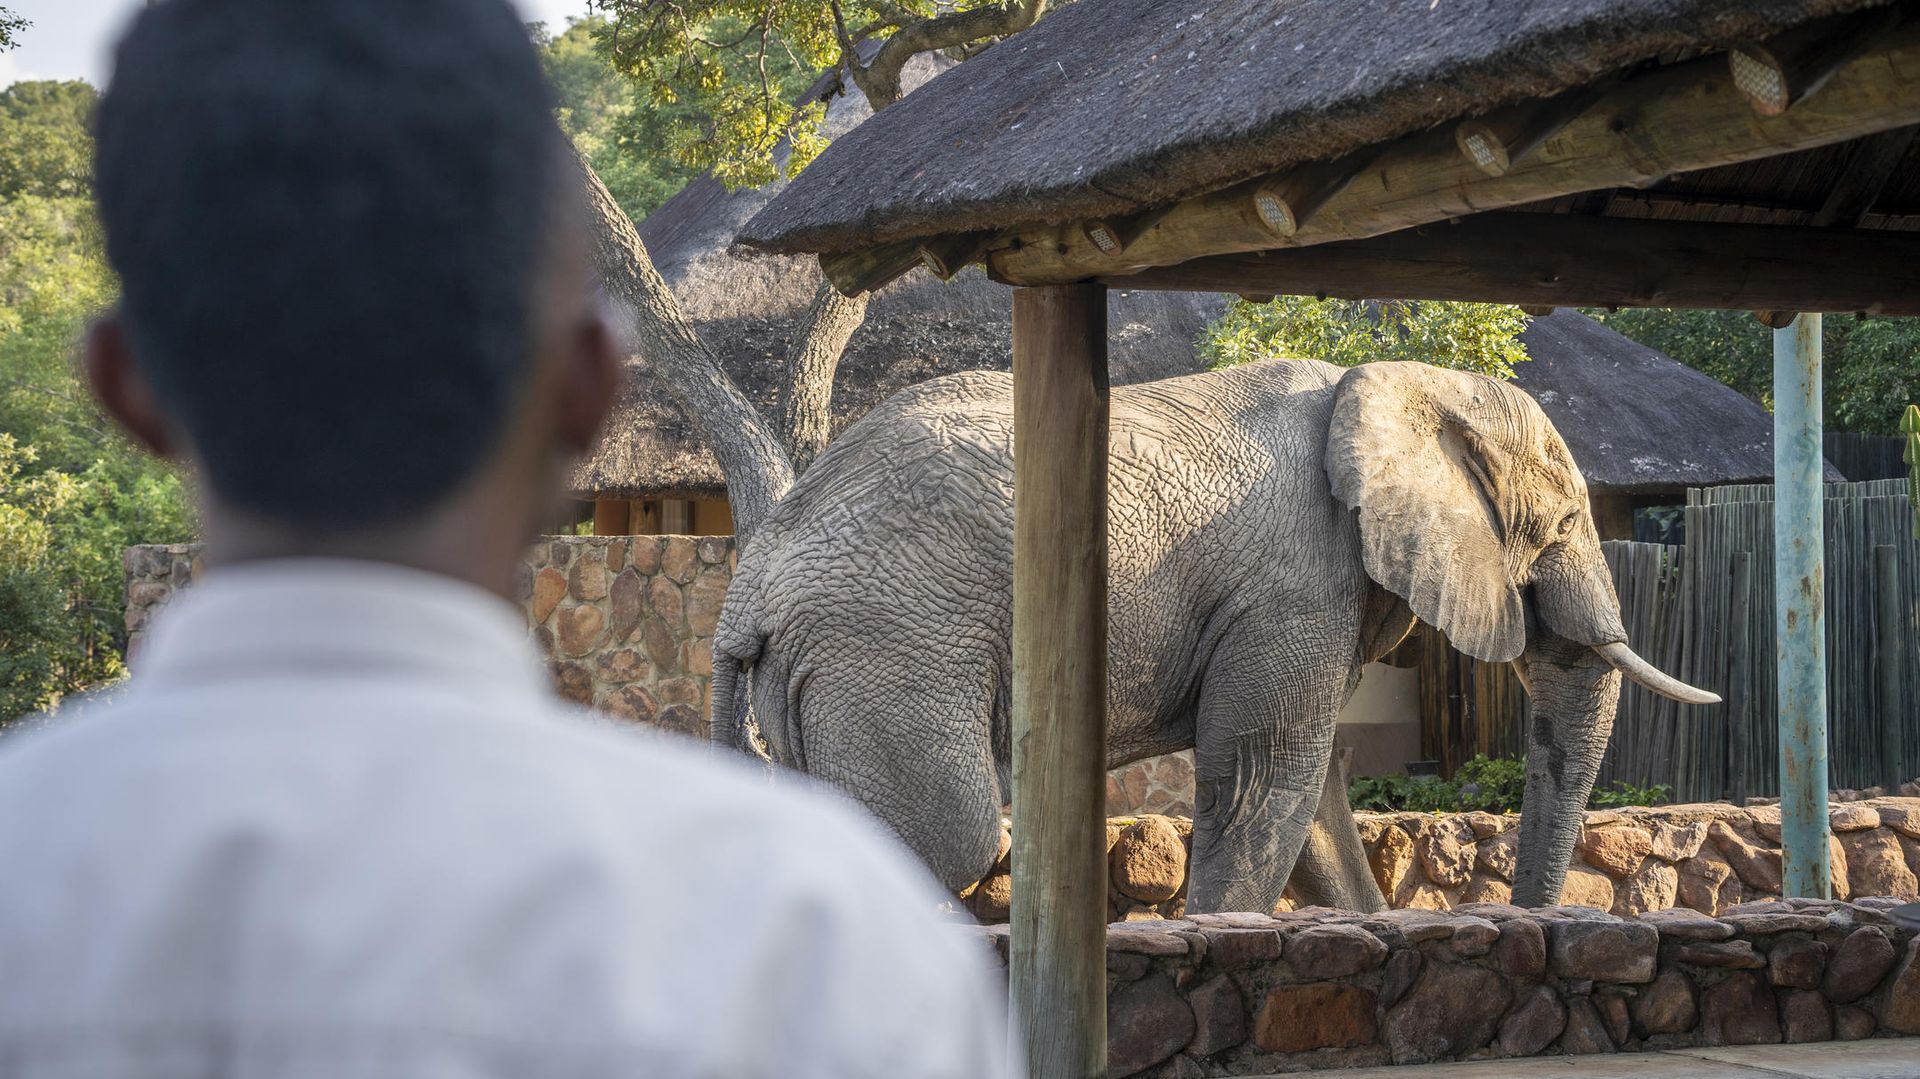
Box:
[1325, 362, 1526, 663]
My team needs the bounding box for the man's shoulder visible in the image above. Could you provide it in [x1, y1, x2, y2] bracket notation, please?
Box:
[0, 686, 926, 898]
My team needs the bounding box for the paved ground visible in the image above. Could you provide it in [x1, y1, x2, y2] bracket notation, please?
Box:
[1252, 1040, 1919, 1078]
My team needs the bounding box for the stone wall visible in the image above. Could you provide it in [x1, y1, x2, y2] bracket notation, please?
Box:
[521, 535, 732, 736]
[959, 897, 1920, 1076]
[960, 800, 1920, 925]
[124, 538, 733, 737]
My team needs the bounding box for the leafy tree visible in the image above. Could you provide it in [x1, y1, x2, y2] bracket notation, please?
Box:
[1590, 307, 1920, 435]
[1199, 297, 1533, 379]
[539, 16, 802, 224]
[573, 0, 1053, 540]
[0, 84, 194, 722]
[0, 81, 97, 199]
[593, 0, 1046, 188]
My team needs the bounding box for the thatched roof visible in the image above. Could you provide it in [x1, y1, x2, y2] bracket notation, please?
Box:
[571, 57, 1224, 499]
[1514, 311, 1842, 494]
[739, 0, 1901, 255]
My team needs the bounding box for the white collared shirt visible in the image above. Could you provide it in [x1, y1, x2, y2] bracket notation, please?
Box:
[0, 559, 1014, 1079]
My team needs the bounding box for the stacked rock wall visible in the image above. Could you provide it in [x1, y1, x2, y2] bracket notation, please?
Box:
[962, 800, 1920, 925]
[123, 538, 733, 736]
[962, 898, 1920, 1076]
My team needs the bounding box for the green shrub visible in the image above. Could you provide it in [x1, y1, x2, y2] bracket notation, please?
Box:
[1347, 755, 1672, 814]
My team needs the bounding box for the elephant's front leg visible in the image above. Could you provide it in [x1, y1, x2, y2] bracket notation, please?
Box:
[1186, 630, 1346, 914]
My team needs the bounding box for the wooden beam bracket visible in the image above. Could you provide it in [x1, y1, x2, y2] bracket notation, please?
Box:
[820, 238, 927, 297]
[1079, 205, 1174, 257]
[917, 230, 999, 280]
[1244, 148, 1378, 238]
[1729, 5, 1903, 115]
[1454, 84, 1607, 177]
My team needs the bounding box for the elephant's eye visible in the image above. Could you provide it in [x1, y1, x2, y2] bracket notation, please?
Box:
[1556, 511, 1578, 537]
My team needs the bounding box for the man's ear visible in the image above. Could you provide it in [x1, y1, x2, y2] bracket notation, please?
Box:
[84, 314, 178, 459]
[554, 308, 620, 457]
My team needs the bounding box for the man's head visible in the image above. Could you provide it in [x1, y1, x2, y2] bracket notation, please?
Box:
[87, 0, 618, 588]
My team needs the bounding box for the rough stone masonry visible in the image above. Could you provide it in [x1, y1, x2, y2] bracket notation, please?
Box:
[961, 897, 1920, 1076]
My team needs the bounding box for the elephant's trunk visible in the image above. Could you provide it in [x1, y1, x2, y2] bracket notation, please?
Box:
[1512, 631, 1622, 907]
[1529, 533, 1719, 705]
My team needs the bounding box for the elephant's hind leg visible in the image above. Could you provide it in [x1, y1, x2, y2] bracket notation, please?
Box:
[1186, 627, 1348, 915]
[1285, 745, 1388, 913]
[796, 676, 1005, 896]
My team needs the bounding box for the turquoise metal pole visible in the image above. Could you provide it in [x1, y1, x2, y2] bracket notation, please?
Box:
[1774, 312, 1829, 898]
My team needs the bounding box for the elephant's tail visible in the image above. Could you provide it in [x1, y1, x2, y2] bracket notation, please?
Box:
[709, 646, 750, 753]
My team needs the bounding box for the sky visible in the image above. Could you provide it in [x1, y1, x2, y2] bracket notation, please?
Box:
[0, 0, 596, 88]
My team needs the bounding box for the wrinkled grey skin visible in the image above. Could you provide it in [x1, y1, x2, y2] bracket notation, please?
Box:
[712, 359, 1706, 913]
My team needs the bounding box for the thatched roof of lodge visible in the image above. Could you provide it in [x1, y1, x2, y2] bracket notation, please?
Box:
[570, 57, 1225, 499]
[738, 0, 1913, 256]
[1514, 311, 1844, 494]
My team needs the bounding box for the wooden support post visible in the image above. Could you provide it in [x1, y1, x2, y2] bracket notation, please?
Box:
[592, 497, 631, 536]
[1875, 545, 1906, 789]
[1773, 312, 1829, 898]
[1010, 283, 1109, 1079]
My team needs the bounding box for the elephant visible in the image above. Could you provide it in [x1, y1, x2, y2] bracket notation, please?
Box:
[710, 358, 1717, 913]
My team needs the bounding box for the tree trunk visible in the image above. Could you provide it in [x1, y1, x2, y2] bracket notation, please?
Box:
[779, 280, 870, 473]
[573, 153, 793, 547]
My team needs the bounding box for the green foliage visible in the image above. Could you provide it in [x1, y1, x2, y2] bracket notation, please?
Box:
[1347, 755, 1671, 813]
[1590, 308, 1920, 436]
[0, 81, 96, 199]
[1589, 779, 1673, 810]
[0, 86, 195, 722]
[538, 17, 707, 223]
[593, 0, 1034, 189]
[1199, 297, 1533, 379]
[0, 7, 25, 52]
[586, 3, 835, 190]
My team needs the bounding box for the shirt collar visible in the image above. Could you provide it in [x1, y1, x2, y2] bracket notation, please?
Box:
[135, 557, 550, 700]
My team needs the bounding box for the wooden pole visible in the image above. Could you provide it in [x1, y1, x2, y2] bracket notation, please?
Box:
[1875, 544, 1906, 789]
[1010, 283, 1109, 1079]
[1727, 550, 1753, 803]
[1773, 312, 1830, 897]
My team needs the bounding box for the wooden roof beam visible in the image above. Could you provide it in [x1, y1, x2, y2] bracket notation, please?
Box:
[986, 18, 1920, 287]
[1094, 212, 1920, 316]
[1729, 6, 1903, 116]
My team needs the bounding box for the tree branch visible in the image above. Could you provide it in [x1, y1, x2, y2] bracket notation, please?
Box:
[778, 280, 869, 472]
[848, 0, 1046, 108]
[572, 152, 794, 545]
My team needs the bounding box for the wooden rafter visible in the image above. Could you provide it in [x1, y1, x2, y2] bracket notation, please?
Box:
[979, 19, 1920, 287]
[1810, 125, 1919, 226]
[1094, 213, 1920, 315]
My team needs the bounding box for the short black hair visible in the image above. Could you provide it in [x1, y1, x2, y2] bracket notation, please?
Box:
[94, 0, 565, 530]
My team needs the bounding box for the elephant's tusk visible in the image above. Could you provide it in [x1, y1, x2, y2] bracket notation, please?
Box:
[1593, 642, 1722, 705]
[1510, 656, 1532, 696]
